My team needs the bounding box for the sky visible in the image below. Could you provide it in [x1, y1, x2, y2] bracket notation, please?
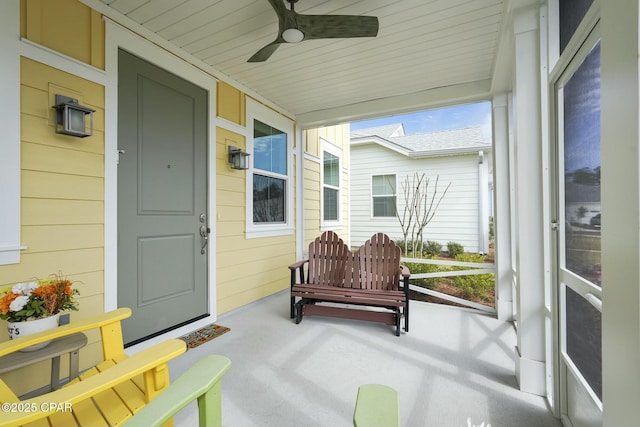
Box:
[350, 101, 493, 142]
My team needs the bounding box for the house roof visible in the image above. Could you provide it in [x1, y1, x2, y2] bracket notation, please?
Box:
[350, 125, 491, 158]
[350, 123, 405, 139]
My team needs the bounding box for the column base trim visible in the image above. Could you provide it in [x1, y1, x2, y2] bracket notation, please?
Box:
[515, 346, 546, 396]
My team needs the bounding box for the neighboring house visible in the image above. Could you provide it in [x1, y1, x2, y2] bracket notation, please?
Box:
[0, 1, 349, 396]
[350, 124, 492, 253]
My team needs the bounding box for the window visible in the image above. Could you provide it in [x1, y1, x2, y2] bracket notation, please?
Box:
[253, 120, 287, 223]
[246, 98, 294, 238]
[372, 175, 396, 217]
[321, 139, 342, 226]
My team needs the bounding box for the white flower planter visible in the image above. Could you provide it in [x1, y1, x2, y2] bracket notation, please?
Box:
[7, 313, 60, 352]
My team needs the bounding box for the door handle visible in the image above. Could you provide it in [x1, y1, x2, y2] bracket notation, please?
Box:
[199, 224, 210, 254]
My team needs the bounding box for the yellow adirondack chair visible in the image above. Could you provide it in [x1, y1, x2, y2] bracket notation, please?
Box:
[0, 308, 186, 427]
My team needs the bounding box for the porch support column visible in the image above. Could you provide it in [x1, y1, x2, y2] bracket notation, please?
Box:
[601, 1, 640, 425]
[478, 151, 489, 254]
[512, 6, 546, 396]
[492, 94, 513, 321]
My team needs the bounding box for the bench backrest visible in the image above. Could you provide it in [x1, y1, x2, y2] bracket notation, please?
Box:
[356, 233, 402, 291]
[306, 231, 402, 291]
[307, 231, 354, 287]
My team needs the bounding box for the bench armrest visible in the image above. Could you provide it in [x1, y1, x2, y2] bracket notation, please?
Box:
[0, 308, 131, 357]
[0, 338, 186, 427]
[288, 259, 309, 270]
[399, 265, 411, 279]
[123, 355, 231, 427]
[289, 259, 309, 291]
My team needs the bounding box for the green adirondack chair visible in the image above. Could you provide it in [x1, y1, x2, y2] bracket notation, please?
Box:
[122, 355, 231, 427]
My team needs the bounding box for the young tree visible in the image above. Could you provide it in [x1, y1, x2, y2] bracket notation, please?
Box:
[395, 172, 451, 257]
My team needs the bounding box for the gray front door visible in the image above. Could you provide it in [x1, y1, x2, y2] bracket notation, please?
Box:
[117, 49, 209, 345]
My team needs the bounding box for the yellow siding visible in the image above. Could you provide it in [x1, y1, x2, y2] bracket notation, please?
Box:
[0, 55, 105, 396]
[215, 127, 295, 314]
[302, 124, 351, 248]
[217, 81, 245, 126]
[21, 0, 105, 69]
[306, 128, 319, 156]
[22, 199, 103, 225]
[304, 160, 321, 244]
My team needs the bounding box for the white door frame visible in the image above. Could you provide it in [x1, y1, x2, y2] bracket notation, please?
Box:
[549, 14, 603, 426]
[104, 21, 218, 352]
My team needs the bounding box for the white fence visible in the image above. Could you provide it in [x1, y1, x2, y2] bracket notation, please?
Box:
[402, 257, 497, 314]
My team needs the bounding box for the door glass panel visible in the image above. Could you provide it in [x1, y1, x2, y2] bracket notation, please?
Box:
[560, 39, 602, 406]
[563, 42, 601, 287]
[565, 286, 602, 400]
[559, 0, 595, 54]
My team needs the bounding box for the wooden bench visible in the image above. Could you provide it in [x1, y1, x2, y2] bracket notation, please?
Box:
[0, 308, 186, 427]
[290, 232, 410, 336]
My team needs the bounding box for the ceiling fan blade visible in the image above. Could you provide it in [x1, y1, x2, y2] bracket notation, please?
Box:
[248, 41, 282, 63]
[249, 1, 379, 62]
[266, 0, 287, 20]
[297, 14, 379, 40]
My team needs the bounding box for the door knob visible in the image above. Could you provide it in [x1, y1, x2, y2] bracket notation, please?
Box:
[199, 213, 210, 254]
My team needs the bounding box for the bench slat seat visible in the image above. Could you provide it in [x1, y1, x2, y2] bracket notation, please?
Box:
[292, 285, 406, 307]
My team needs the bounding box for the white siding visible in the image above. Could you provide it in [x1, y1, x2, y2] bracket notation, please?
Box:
[351, 143, 483, 252]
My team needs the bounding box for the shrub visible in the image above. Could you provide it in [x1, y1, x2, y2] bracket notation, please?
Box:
[488, 216, 495, 245]
[398, 239, 425, 255]
[423, 240, 442, 257]
[447, 241, 464, 258]
[396, 239, 416, 255]
[451, 253, 495, 300]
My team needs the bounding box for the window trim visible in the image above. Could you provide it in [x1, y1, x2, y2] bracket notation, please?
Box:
[320, 138, 342, 229]
[371, 174, 397, 219]
[246, 98, 294, 238]
[0, 2, 21, 264]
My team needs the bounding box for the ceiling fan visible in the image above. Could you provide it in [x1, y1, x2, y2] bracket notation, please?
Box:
[248, 0, 379, 63]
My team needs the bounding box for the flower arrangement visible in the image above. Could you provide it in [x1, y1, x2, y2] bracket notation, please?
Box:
[0, 273, 79, 323]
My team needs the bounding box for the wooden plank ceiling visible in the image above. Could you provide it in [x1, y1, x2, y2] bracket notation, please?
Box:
[98, 0, 506, 123]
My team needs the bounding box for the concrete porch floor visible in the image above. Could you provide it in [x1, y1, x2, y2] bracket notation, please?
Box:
[169, 292, 561, 427]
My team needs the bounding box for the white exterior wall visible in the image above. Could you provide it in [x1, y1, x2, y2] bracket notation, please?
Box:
[351, 143, 484, 252]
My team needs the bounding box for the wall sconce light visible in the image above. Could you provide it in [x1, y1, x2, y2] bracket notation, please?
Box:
[52, 94, 95, 138]
[228, 146, 250, 170]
